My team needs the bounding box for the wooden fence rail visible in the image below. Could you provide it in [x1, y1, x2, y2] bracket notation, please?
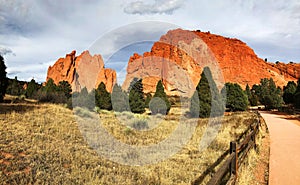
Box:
[205, 113, 260, 185]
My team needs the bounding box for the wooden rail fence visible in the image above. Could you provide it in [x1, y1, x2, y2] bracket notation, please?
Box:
[193, 112, 261, 185]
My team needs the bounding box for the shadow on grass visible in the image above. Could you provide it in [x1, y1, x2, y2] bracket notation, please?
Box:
[192, 149, 230, 185]
[0, 103, 37, 114]
[192, 120, 252, 185]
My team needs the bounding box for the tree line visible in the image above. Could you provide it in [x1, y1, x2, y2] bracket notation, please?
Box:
[71, 78, 171, 115]
[1, 54, 300, 117]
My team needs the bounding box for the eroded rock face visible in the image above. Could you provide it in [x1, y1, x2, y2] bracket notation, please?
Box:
[192, 31, 300, 89]
[269, 62, 300, 81]
[123, 29, 300, 96]
[47, 50, 116, 92]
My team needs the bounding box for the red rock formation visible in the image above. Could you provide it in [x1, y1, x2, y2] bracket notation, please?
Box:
[269, 62, 300, 81]
[123, 29, 300, 96]
[192, 31, 300, 88]
[47, 50, 116, 92]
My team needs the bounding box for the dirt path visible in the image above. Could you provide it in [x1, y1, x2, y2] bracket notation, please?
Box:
[260, 112, 300, 185]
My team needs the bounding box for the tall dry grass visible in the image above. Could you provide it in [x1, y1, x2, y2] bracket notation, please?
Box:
[236, 114, 270, 185]
[0, 103, 259, 184]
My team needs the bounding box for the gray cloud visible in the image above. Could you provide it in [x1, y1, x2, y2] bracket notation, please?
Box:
[0, 0, 99, 36]
[124, 0, 184, 15]
[0, 46, 14, 56]
[0, 0, 45, 35]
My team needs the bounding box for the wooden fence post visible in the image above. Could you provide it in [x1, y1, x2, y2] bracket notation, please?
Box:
[230, 141, 238, 179]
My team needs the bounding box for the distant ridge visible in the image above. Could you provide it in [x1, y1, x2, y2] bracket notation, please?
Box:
[122, 29, 300, 96]
[46, 29, 300, 95]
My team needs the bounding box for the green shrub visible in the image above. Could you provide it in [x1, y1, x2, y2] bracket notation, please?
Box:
[121, 111, 134, 119]
[124, 127, 133, 135]
[130, 118, 148, 130]
[74, 107, 94, 118]
[35, 90, 68, 104]
[149, 97, 168, 115]
[111, 84, 130, 112]
[70, 87, 95, 110]
[149, 80, 171, 115]
[222, 83, 248, 111]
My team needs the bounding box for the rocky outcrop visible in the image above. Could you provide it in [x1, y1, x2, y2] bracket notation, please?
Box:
[47, 50, 116, 92]
[123, 29, 300, 96]
[192, 31, 300, 88]
[269, 62, 300, 81]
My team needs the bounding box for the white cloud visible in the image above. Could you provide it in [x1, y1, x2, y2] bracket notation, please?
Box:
[89, 21, 179, 60]
[0, 0, 300, 82]
[124, 0, 184, 15]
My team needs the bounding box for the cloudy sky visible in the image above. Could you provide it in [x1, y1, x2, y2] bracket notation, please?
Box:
[0, 0, 299, 83]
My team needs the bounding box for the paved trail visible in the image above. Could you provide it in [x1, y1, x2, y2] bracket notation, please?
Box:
[260, 112, 300, 185]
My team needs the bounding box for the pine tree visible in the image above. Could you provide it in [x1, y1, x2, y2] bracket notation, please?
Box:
[129, 78, 145, 114]
[81, 87, 89, 97]
[26, 79, 38, 98]
[144, 93, 152, 108]
[111, 84, 130, 112]
[0, 55, 8, 102]
[71, 87, 95, 110]
[245, 84, 258, 106]
[44, 78, 57, 93]
[293, 79, 300, 108]
[245, 84, 251, 98]
[249, 84, 259, 106]
[190, 67, 224, 118]
[6, 76, 23, 96]
[256, 78, 283, 109]
[283, 81, 296, 104]
[149, 80, 171, 114]
[222, 83, 248, 111]
[58, 80, 72, 99]
[95, 82, 112, 110]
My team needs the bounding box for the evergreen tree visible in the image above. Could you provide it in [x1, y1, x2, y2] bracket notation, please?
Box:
[249, 92, 259, 106]
[58, 80, 72, 99]
[34, 79, 71, 104]
[26, 79, 38, 98]
[256, 78, 283, 109]
[44, 78, 57, 93]
[249, 84, 259, 106]
[283, 81, 296, 104]
[95, 82, 112, 110]
[0, 55, 8, 102]
[149, 80, 171, 114]
[144, 93, 152, 108]
[81, 87, 89, 97]
[71, 87, 95, 110]
[111, 84, 130, 112]
[245, 84, 258, 106]
[245, 84, 251, 99]
[293, 79, 300, 108]
[189, 67, 224, 118]
[129, 78, 145, 114]
[6, 76, 23, 96]
[222, 83, 248, 111]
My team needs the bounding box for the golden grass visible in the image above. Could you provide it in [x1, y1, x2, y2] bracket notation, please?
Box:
[236, 115, 270, 185]
[0, 103, 259, 184]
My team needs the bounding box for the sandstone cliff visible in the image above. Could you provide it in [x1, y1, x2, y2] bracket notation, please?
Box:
[123, 29, 300, 96]
[47, 50, 116, 92]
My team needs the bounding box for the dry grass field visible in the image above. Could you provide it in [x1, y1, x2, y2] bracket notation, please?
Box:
[0, 103, 261, 184]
